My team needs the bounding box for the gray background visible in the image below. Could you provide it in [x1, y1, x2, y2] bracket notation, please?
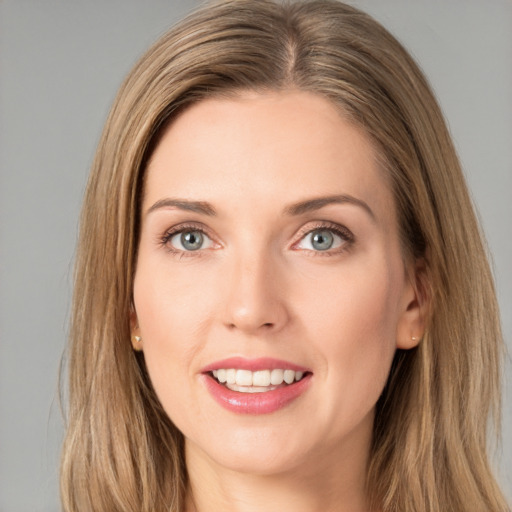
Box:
[0, 1, 510, 510]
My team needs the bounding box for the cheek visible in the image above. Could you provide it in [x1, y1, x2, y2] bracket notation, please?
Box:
[132, 255, 234, 428]
[132, 263, 208, 405]
[134, 256, 216, 343]
[297, 258, 402, 422]
[298, 254, 402, 348]
[327, 280, 397, 378]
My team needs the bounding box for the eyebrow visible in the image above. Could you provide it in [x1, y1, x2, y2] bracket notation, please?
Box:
[146, 194, 375, 220]
[284, 194, 375, 221]
[146, 198, 217, 216]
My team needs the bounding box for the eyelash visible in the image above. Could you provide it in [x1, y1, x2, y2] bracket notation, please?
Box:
[292, 221, 355, 257]
[159, 222, 215, 258]
[159, 221, 355, 258]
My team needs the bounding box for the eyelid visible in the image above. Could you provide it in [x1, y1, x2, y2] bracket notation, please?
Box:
[159, 222, 221, 254]
[158, 220, 354, 256]
[291, 221, 355, 253]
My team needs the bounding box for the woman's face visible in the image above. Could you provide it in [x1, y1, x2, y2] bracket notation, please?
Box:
[133, 91, 422, 476]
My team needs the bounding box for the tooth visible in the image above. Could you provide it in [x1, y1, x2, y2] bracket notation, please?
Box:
[215, 367, 304, 387]
[253, 370, 271, 386]
[226, 383, 274, 393]
[236, 369, 253, 386]
[252, 370, 270, 386]
[249, 386, 274, 393]
[270, 369, 284, 385]
[226, 369, 236, 384]
[283, 369, 295, 384]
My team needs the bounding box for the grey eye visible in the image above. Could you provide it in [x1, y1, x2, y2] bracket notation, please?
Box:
[296, 227, 346, 252]
[180, 231, 203, 251]
[310, 230, 334, 251]
[169, 230, 212, 251]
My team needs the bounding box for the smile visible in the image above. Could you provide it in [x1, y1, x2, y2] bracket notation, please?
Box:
[202, 357, 312, 414]
[211, 368, 305, 392]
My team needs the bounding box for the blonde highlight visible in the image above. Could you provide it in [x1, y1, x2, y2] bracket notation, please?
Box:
[61, 1, 508, 511]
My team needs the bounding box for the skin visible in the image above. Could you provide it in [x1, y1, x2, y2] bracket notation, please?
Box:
[132, 91, 424, 512]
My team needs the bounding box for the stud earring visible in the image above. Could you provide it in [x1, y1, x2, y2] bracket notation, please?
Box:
[131, 335, 143, 351]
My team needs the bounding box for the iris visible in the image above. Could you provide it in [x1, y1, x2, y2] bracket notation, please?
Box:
[181, 231, 204, 251]
[310, 229, 334, 251]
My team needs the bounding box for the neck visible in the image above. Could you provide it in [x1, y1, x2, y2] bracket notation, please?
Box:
[184, 419, 373, 512]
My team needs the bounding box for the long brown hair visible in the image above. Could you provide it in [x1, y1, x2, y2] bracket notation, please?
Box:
[61, 1, 508, 510]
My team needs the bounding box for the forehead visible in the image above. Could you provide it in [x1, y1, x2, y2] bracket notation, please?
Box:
[144, 90, 394, 220]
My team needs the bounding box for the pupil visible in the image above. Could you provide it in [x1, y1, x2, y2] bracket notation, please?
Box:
[312, 230, 333, 251]
[181, 231, 203, 250]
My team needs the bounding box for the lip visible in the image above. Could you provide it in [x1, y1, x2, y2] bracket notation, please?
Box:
[201, 357, 310, 373]
[201, 357, 312, 415]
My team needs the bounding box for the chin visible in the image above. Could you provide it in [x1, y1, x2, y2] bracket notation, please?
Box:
[186, 423, 313, 476]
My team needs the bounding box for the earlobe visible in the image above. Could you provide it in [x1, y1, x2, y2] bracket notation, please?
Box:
[396, 259, 430, 350]
[130, 307, 143, 351]
[396, 296, 425, 349]
[131, 334, 143, 351]
[398, 333, 422, 350]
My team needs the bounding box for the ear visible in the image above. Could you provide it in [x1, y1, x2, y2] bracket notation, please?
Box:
[396, 258, 430, 349]
[130, 306, 143, 351]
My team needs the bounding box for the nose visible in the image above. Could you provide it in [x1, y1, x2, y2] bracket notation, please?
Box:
[222, 250, 289, 335]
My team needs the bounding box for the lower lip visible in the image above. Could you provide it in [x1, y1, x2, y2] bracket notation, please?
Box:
[202, 373, 312, 414]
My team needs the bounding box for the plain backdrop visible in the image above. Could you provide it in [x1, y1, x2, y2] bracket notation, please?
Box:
[0, 1, 511, 510]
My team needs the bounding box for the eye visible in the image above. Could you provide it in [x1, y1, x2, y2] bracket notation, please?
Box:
[295, 226, 351, 252]
[167, 229, 215, 252]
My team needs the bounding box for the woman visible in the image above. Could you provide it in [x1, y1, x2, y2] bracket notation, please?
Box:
[60, 1, 509, 511]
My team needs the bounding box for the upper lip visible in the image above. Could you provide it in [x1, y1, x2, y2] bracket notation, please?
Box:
[201, 357, 310, 373]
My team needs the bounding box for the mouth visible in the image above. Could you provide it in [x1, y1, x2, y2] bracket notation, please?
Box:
[201, 357, 312, 414]
[209, 368, 308, 393]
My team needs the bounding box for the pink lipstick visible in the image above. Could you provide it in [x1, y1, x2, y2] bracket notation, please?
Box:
[201, 357, 312, 414]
